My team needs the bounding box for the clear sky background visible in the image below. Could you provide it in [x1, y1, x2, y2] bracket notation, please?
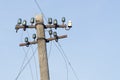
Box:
[0, 0, 120, 80]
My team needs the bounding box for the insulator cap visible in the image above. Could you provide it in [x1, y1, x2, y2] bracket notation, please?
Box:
[30, 17, 35, 24]
[62, 17, 66, 23]
[32, 34, 36, 40]
[53, 19, 58, 25]
[53, 32, 57, 37]
[48, 18, 52, 24]
[24, 37, 29, 43]
[22, 20, 27, 26]
[17, 18, 22, 25]
[49, 30, 53, 35]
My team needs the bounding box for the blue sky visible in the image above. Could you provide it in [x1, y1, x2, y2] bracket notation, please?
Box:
[0, 0, 120, 80]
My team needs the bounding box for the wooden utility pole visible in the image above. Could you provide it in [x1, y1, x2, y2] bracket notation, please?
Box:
[15, 14, 72, 80]
[36, 15, 49, 80]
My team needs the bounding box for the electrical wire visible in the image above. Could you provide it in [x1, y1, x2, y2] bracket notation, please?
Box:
[23, 32, 34, 80]
[20, 47, 30, 74]
[15, 47, 38, 80]
[15, 31, 34, 80]
[15, 30, 37, 80]
[30, 46, 39, 80]
[24, 31, 35, 80]
[15, 47, 30, 80]
[26, 30, 39, 80]
[53, 41, 68, 80]
[22, 29, 39, 80]
[56, 42, 79, 80]
[34, 0, 47, 22]
[22, 47, 34, 80]
[30, 64, 34, 80]
[33, 0, 50, 34]
[48, 41, 53, 58]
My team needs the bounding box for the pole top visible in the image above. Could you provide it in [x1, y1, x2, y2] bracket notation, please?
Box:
[35, 14, 44, 23]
